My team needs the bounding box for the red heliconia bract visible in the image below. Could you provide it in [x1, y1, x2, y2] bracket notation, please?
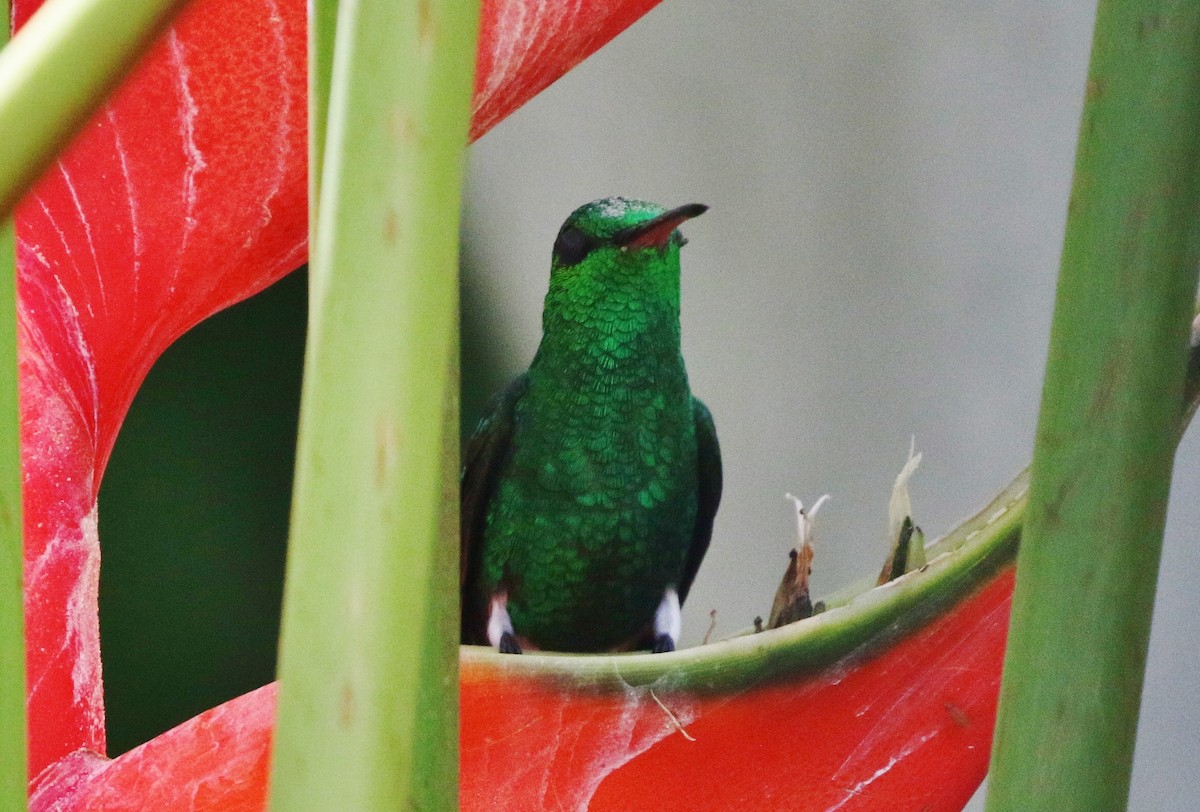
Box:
[10, 0, 1013, 808]
[16, 0, 308, 782]
[30, 569, 1013, 810]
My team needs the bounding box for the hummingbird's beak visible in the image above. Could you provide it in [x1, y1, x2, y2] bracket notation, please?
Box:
[613, 203, 708, 250]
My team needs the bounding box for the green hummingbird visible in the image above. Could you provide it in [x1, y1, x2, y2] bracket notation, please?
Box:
[461, 197, 722, 654]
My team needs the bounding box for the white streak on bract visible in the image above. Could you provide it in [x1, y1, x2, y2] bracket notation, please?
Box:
[521, 0, 553, 94]
[14, 272, 98, 440]
[168, 30, 207, 288]
[244, 0, 290, 249]
[32, 195, 87, 315]
[20, 239, 51, 270]
[474, 0, 578, 133]
[279, 237, 308, 271]
[471, 675, 698, 812]
[28, 748, 110, 811]
[473, 0, 530, 120]
[58, 163, 105, 314]
[26, 522, 70, 593]
[826, 595, 1011, 805]
[826, 731, 938, 812]
[570, 681, 697, 810]
[52, 276, 100, 437]
[68, 505, 103, 721]
[543, 0, 580, 76]
[23, 504, 103, 745]
[106, 104, 142, 300]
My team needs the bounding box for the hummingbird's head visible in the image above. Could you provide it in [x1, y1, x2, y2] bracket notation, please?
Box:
[550, 197, 708, 276]
[538, 198, 707, 357]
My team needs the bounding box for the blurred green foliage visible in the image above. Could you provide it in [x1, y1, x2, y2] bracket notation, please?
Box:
[99, 270, 305, 755]
[99, 241, 504, 755]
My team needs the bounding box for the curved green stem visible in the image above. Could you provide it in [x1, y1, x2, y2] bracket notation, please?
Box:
[1, 4, 28, 808]
[463, 467, 1025, 693]
[270, 0, 478, 808]
[0, 226, 24, 810]
[987, 3, 1200, 809]
[0, 229, 21, 810]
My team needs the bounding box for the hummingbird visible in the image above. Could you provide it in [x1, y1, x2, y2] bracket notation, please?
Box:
[460, 197, 722, 654]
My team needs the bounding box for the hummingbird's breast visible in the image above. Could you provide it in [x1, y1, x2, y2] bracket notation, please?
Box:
[481, 311, 700, 651]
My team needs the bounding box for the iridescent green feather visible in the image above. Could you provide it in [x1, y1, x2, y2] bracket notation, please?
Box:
[461, 197, 721, 652]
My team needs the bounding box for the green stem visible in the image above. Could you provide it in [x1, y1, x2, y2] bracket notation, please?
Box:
[269, 0, 478, 808]
[0, 0, 190, 217]
[0, 238, 23, 805]
[0, 238, 25, 807]
[308, 0, 336, 243]
[1, 4, 28, 808]
[987, 4, 1200, 810]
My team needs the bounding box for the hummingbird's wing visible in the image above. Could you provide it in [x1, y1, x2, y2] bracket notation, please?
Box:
[460, 374, 529, 643]
[679, 397, 722, 604]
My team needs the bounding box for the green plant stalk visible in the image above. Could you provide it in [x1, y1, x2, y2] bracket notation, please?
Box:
[0, 237, 26, 807]
[987, 4, 1200, 810]
[0, 231, 25, 809]
[308, 0, 337, 242]
[269, 0, 478, 807]
[0, 0, 190, 217]
[1, 2, 29, 806]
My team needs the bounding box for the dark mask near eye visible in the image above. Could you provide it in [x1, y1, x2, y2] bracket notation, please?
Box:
[553, 227, 596, 267]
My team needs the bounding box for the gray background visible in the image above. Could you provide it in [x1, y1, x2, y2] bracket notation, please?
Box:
[461, 2, 1199, 809]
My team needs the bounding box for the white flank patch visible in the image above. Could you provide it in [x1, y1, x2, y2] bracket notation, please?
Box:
[653, 587, 681, 647]
[487, 593, 515, 649]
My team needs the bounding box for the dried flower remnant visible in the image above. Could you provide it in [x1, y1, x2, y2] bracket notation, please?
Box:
[878, 439, 927, 585]
[701, 609, 717, 645]
[767, 493, 829, 629]
[878, 517, 927, 585]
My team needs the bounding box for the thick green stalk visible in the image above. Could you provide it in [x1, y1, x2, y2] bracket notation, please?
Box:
[0, 228, 23, 808]
[308, 0, 337, 241]
[1, 5, 28, 808]
[0, 236, 25, 803]
[0, 0, 190, 217]
[270, 0, 477, 808]
[987, 3, 1200, 810]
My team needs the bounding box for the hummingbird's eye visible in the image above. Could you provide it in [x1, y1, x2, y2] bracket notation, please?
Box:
[553, 227, 595, 267]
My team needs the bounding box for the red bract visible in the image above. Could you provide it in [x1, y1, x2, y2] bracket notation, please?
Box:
[17, 0, 307, 780]
[11, 0, 1013, 808]
[29, 568, 1013, 810]
[461, 570, 1012, 811]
